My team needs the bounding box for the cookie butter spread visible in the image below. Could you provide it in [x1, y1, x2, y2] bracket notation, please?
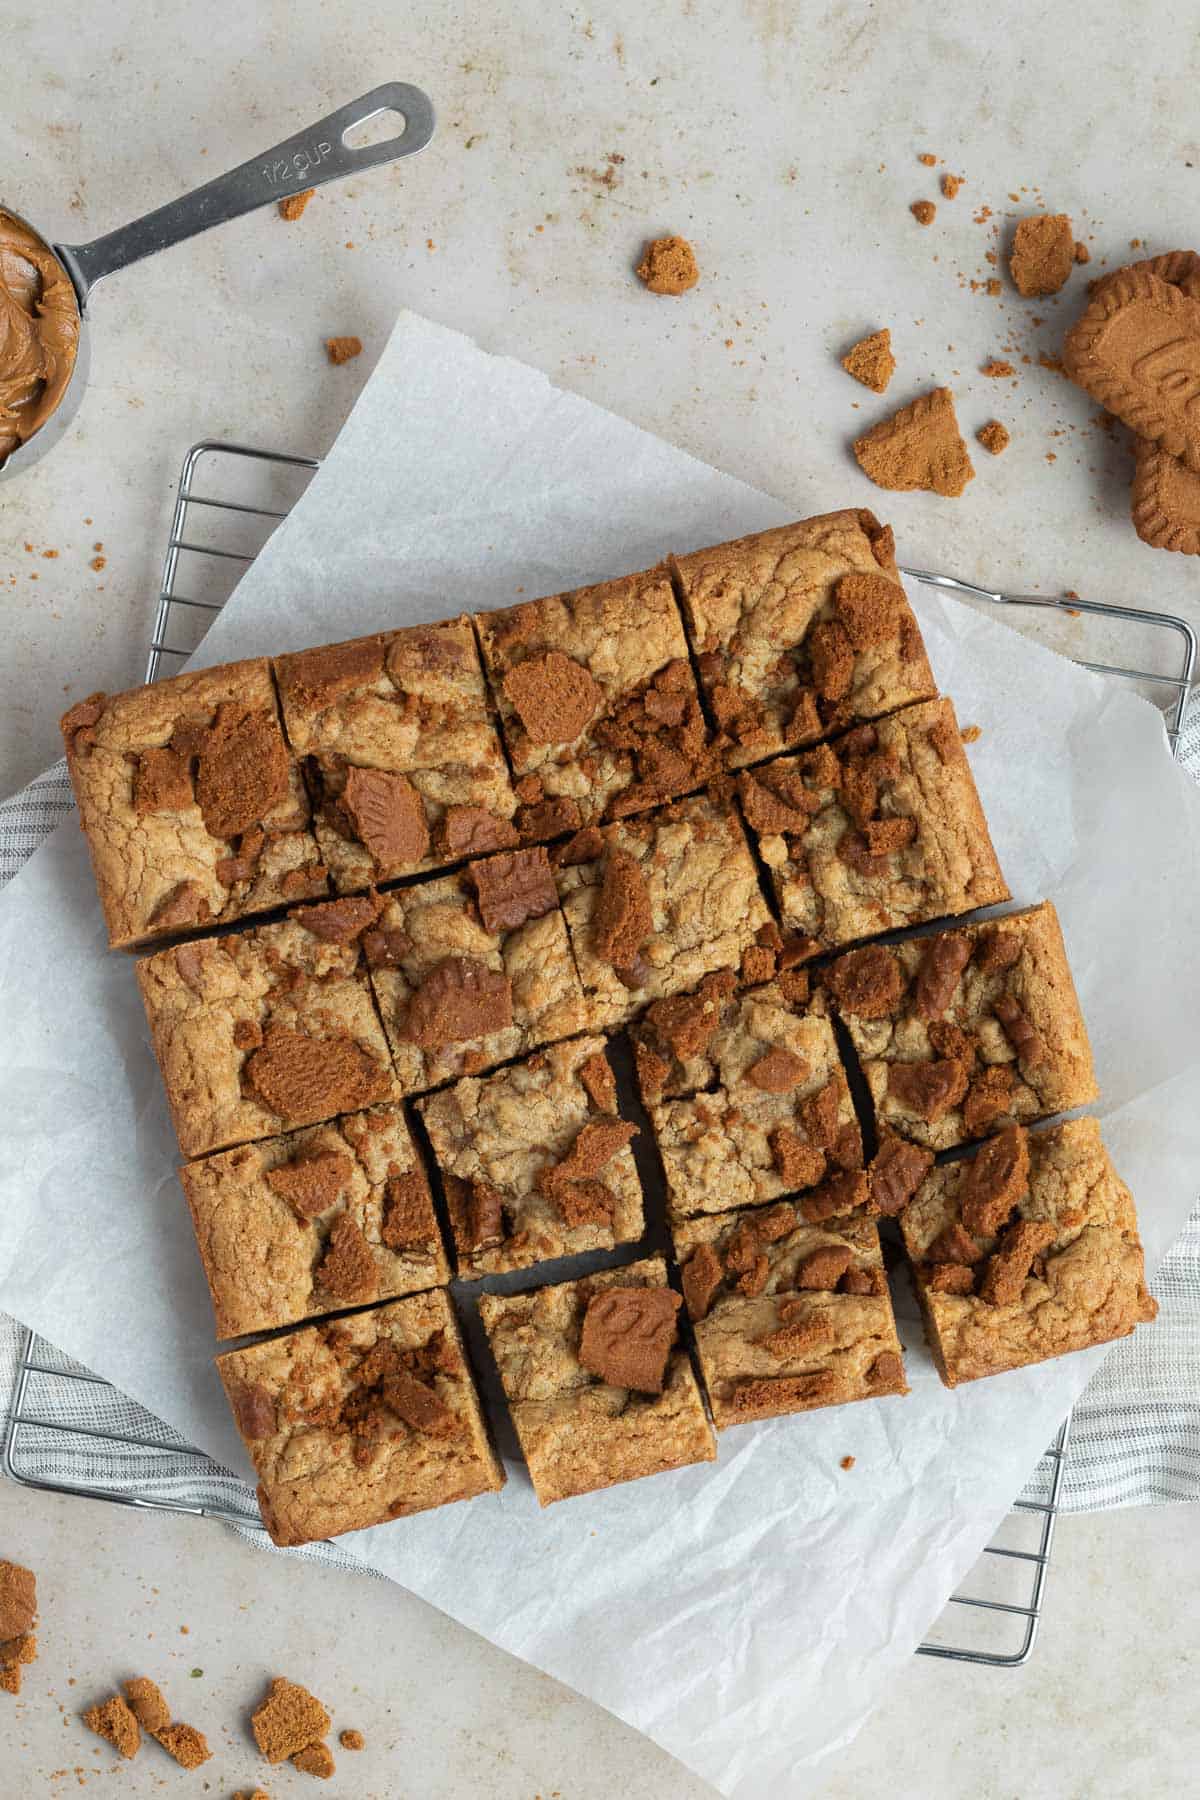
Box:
[0, 210, 79, 464]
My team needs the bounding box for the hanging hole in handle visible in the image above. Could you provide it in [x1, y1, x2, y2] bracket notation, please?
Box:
[343, 107, 408, 151]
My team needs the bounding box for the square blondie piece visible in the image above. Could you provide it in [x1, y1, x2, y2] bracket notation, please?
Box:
[671, 510, 935, 766]
[899, 1119, 1156, 1387]
[556, 793, 772, 1029]
[824, 901, 1098, 1151]
[218, 1289, 503, 1546]
[632, 971, 862, 1220]
[673, 1203, 907, 1429]
[181, 1103, 448, 1339]
[478, 1256, 716, 1504]
[273, 619, 518, 890]
[738, 697, 1008, 950]
[364, 847, 588, 1093]
[418, 1035, 643, 1276]
[137, 900, 399, 1158]
[475, 566, 715, 835]
[61, 660, 326, 949]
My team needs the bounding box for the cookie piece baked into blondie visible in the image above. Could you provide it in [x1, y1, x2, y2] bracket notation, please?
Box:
[364, 846, 588, 1093]
[671, 510, 935, 766]
[478, 1256, 715, 1504]
[273, 620, 518, 891]
[137, 899, 399, 1158]
[632, 971, 862, 1220]
[825, 901, 1098, 1151]
[218, 1289, 503, 1545]
[418, 1035, 643, 1276]
[61, 660, 326, 950]
[556, 792, 772, 1028]
[673, 1203, 907, 1428]
[181, 1103, 448, 1339]
[737, 697, 1008, 950]
[899, 1119, 1156, 1387]
[475, 566, 715, 835]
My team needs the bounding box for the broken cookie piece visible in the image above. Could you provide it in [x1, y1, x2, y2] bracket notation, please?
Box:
[83, 1695, 141, 1759]
[853, 387, 975, 497]
[251, 1676, 332, 1763]
[635, 234, 699, 294]
[840, 329, 896, 394]
[977, 420, 1011, 456]
[479, 1257, 715, 1504]
[418, 1035, 644, 1277]
[1009, 213, 1075, 297]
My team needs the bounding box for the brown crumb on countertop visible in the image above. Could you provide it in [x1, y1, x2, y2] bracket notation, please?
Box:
[339, 1728, 365, 1751]
[910, 200, 936, 226]
[840, 328, 895, 394]
[292, 1739, 335, 1778]
[90, 557, 106, 572]
[234, 1791, 272, 1799]
[982, 359, 1015, 378]
[840, 1455, 855, 1470]
[977, 420, 1010, 456]
[252, 1677, 331, 1765]
[1009, 212, 1075, 296]
[985, 277, 1002, 297]
[1074, 240, 1090, 263]
[961, 724, 982, 743]
[853, 386, 974, 498]
[279, 189, 315, 221]
[941, 173, 964, 199]
[635, 234, 699, 295]
[325, 336, 363, 365]
[83, 1696, 140, 1759]
[917, 152, 937, 166]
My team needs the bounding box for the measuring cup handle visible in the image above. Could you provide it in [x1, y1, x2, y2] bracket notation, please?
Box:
[57, 83, 435, 303]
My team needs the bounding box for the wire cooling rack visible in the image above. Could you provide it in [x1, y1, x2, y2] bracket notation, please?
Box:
[5, 440, 1195, 1670]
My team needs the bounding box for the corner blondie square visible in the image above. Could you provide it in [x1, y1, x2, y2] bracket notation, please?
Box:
[899, 1119, 1156, 1387]
[737, 697, 1008, 952]
[670, 509, 935, 767]
[824, 901, 1098, 1152]
[181, 1103, 448, 1340]
[556, 791, 772, 1029]
[364, 847, 588, 1094]
[673, 1203, 907, 1429]
[478, 1256, 716, 1505]
[631, 971, 862, 1221]
[217, 1289, 503, 1546]
[137, 901, 399, 1159]
[61, 659, 326, 950]
[474, 565, 716, 836]
[273, 618, 518, 891]
[418, 1035, 643, 1277]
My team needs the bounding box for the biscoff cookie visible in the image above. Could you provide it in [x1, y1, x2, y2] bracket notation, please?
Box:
[1131, 437, 1200, 554]
[1064, 268, 1200, 472]
[853, 387, 975, 497]
[1089, 248, 1200, 302]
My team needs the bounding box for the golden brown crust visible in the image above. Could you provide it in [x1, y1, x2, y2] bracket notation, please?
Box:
[901, 1118, 1157, 1386]
[478, 1257, 715, 1504]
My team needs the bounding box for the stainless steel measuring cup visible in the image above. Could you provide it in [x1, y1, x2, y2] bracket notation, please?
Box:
[0, 82, 435, 483]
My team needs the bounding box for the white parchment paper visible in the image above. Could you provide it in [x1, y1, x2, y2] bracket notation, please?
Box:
[3, 314, 1200, 1798]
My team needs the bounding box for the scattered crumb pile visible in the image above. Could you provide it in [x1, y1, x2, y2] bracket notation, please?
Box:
[1063, 247, 1200, 553]
[635, 234, 699, 295]
[84, 1673, 212, 1767]
[252, 1675, 337, 1779]
[326, 335, 363, 365]
[0, 1560, 38, 1696]
[977, 420, 1010, 456]
[853, 387, 975, 497]
[279, 188, 315, 222]
[841, 328, 895, 394]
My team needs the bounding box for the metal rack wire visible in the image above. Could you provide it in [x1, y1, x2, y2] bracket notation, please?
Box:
[5, 440, 1195, 1668]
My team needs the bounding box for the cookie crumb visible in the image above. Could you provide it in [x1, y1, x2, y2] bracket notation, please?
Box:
[981, 359, 1015, 378]
[292, 1739, 336, 1778]
[90, 556, 106, 572]
[279, 189, 315, 221]
[853, 386, 974, 498]
[83, 1696, 140, 1759]
[840, 1455, 855, 1470]
[977, 420, 1010, 455]
[325, 336, 363, 365]
[985, 277, 1002, 297]
[961, 724, 982, 743]
[917, 152, 937, 166]
[635, 235, 699, 295]
[233, 1791, 271, 1799]
[1009, 213, 1075, 296]
[840, 328, 896, 394]
[252, 1678, 332, 1764]
[1074, 240, 1090, 264]
[339, 1729, 365, 1750]
[910, 200, 936, 226]
[941, 173, 964, 199]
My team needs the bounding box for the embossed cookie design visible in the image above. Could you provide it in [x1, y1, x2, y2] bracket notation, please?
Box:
[1064, 269, 1200, 471]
